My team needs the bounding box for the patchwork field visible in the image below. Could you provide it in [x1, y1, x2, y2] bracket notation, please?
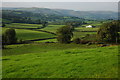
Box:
[3, 23, 99, 41]
[2, 22, 119, 78]
[5, 23, 42, 29]
[2, 27, 55, 40]
[40, 25, 64, 33]
[75, 27, 98, 32]
[2, 43, 118, 78]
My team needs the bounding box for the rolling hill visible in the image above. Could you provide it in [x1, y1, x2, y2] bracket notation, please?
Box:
[2, 7, 118, 20]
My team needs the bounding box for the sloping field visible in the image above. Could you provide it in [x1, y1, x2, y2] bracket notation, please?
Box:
[40, 25, 64, 33]
[5, 23, 42, 29]
[2, 28, 55, 40]
[2, 43, 118, 78]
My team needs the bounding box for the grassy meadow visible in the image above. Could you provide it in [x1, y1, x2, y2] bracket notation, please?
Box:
[2, 22, 119, 78]
[2, 43, 118, 78]
[5, 23, 41, 29]
[2, 27, 55, 41]
[40, 25, 64, 33]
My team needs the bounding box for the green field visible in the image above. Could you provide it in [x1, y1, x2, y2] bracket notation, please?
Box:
[75, 27, 98, 31]
[5, 23, 42, 29]
[40, 25, 64, 33]
[35, 39, 57, 42]
[2, 22, 119, 78]
[2, 27, 55, 40]
[73, 31, 96, 39]
[2, 43, 118, 78]
[3, 23, 99, 41]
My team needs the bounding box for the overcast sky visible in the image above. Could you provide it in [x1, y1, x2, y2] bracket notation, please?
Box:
[2, 0, 120, 2]
[2, 1, 119, 12]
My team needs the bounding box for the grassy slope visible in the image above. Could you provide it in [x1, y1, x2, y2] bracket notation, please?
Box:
[75, 27, 98, 31]
[73, 31, 96, 39]
[5, 23, 42, 29]
[40, 25, 64, 33]
[2, 23, 99, 42]
[2, 43, 118, 78]
[2, 27, 55, 40]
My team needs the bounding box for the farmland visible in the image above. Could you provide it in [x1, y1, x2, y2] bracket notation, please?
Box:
[1, 4, 120, 79]
[2, 43, 118, 78]
[2, 27, 55, 41]
[5, 23, 41, 29]
[2, 23, 99, 42]
[2, 22, 119, 78]
[40, 25, 64, 33]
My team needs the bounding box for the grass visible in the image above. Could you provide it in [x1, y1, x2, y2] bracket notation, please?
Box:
[2, 27, 55, 40]
[75, 27, 98, 32]
[83, 21, 103, 27]
[73, 31, 96, 39]
[2, 43, 118, 78]
[35, 39, 57, 42]
[5, 23, 42, 29]
[40, 25, 64, 33]
[2, 22, 119, 78]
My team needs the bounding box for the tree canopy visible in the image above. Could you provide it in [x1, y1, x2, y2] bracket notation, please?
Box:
[97, 22, 119, 43]
[2, 28, 17, 45]
[56, 26, 73, 43]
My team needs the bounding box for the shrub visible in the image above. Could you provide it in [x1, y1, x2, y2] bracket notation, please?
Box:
[2, 28, 17, 45]
[86, 42, 92, 45]
[80, 40, 89, 44]
[73, 38, 81, 44]
[97, 22, 119, 43]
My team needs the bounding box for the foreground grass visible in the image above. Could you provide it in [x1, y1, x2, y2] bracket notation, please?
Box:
[2, 43, 118, 78]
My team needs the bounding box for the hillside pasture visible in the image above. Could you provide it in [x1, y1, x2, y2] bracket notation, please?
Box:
[73, 31, 96, 39]
[40, 25, 64, 33]
[2, 27, 55, 41]
[2, 43, 118, 78]
[75, 27, 98, 32]
[5, 23, 42, 29]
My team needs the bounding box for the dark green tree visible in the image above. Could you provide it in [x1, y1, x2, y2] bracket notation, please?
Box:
[56, 26, 73, 43]
[97, 22, 119, 43]
[2, 28, 17, 45]
[42, 21, 48, 28]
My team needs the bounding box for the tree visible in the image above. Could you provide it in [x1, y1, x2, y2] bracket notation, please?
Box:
[66, 21, 83, 27]
[2, 28, 17, 45]
[42, 21, 48, 28]
[97, 22, 119, 43]
[56, 26, 73, 43]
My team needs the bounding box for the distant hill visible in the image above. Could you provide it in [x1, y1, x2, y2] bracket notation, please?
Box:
[2, 7, 118, 20]
[1, 9, 84, 24]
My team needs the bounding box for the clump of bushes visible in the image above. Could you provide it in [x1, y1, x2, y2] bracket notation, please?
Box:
[2, 28, 17, 45]
[80, 40, 90, 44]
[73, 38, 81, 44]
[73, 38, 91, 44]
[97, 22, 119, 43]
[56, 26, 73, 44]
